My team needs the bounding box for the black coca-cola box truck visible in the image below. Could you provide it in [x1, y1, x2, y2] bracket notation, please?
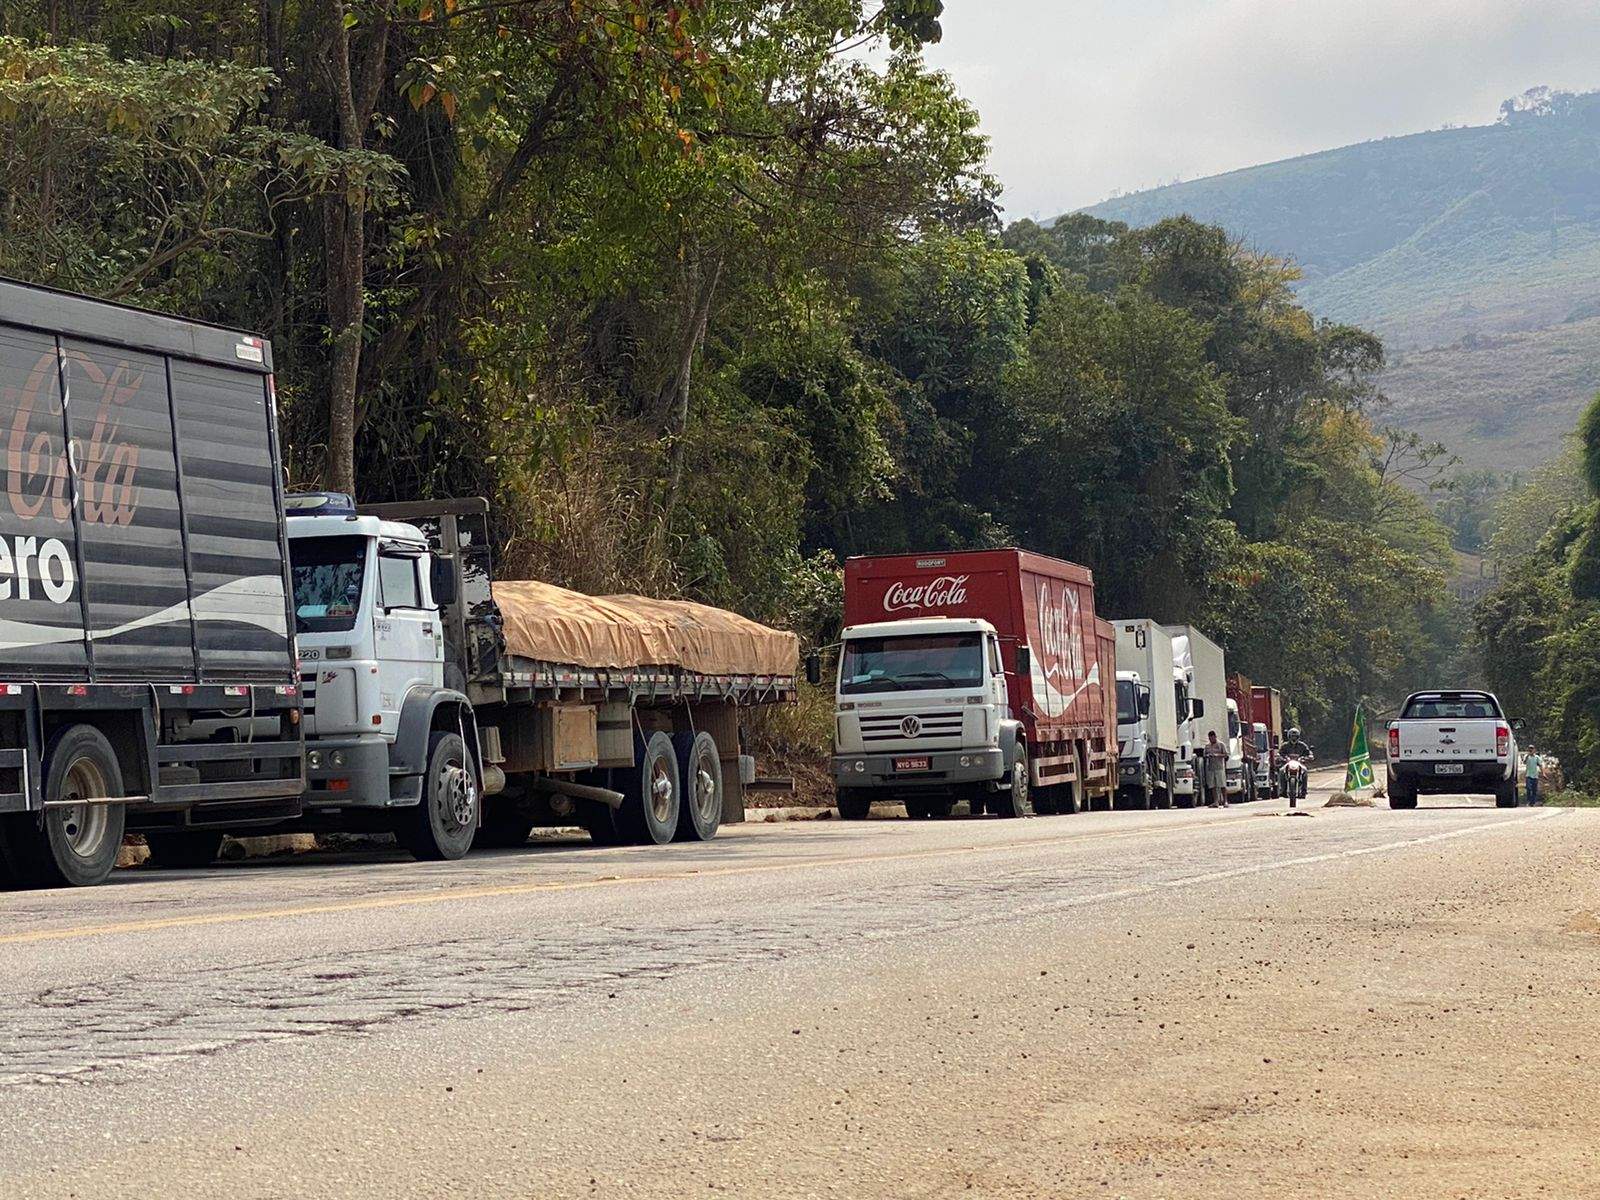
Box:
[0, 278, 304, 887]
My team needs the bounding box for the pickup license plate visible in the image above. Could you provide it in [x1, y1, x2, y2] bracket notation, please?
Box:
[1434, 763, 1465, 775]
[894, 757, 930, 772]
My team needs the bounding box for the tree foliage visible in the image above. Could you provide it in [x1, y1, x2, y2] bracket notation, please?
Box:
[0, 6, 1463, 746]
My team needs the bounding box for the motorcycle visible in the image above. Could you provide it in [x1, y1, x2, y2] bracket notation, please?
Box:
[1280, 750, 1312, 807]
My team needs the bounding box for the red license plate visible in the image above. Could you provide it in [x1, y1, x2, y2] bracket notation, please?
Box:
[894, 757, 930, 772]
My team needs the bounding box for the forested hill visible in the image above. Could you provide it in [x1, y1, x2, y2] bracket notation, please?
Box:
[1080, 89, 1600, 474]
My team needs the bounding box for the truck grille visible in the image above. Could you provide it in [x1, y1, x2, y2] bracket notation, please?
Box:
[859, 710, 964, 743]
[299, 671, 317, 716]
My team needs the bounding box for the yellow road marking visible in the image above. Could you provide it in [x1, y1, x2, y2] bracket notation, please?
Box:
[0, 811, 1288, 947]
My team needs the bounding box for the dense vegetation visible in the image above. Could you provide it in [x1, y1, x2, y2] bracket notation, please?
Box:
[0, 2, 1466, 747]
[1084, 89, 1600, 476]
[1478, 416, 1600, 790]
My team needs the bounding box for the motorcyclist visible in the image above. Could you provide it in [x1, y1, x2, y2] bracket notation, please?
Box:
[1279, 727, 1313, 802]
[1281, 728, 1312, 760]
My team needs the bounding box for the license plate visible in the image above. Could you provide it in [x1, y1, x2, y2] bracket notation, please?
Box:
[894, 757, 930, 772]
[1434, 763, 1465, 775]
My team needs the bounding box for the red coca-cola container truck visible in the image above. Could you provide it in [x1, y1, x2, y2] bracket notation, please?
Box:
[831, 549, 1117, 820]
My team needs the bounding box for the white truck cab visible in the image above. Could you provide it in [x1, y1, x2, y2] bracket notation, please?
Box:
[1225, 698, 1245, 797]
[285, 493, 488, 858]
[1171, 665, 1196, 801]
[1251, 721, 1271, 794]
[832, 616, 1019, 816]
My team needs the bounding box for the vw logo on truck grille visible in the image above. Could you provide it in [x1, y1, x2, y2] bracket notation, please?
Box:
[900, 715, 923, 737]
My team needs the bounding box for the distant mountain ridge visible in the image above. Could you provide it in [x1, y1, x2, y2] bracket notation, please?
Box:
[1078, 90, 1600, 473]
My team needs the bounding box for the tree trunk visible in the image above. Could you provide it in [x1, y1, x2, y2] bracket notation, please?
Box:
[318, 0, 390, 495]
[659, 256, 723, 522]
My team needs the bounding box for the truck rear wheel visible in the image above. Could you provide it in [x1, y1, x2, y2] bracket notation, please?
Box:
[618, 731, 681, 844]
[142, 831, 222, 869]
[673, 731, 723, 841]
[837, 790, 871, 820]
[396, 731, 480, 861]
[3, 725, 126, 889]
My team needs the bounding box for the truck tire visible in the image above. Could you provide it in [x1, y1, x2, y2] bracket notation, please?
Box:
[906, 798, 932, 820]
[618, 731, 681, 844]
[142, 831, 223, 869]
[837, 790, 871, 820]
[1495, 779, 1520, 809]
[396, 731, 480, 861]
[2, 725, 126, 888]
[672, 731, 723, 841]
[995, 743, 1032, 818]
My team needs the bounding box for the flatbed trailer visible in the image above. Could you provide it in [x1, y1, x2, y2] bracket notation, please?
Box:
[360, 501, 798, 846]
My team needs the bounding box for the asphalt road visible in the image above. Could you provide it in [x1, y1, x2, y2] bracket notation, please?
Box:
[3, 772, 1598, 1199]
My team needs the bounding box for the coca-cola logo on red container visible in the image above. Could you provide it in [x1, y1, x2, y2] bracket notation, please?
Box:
[882, 574, 969, 614]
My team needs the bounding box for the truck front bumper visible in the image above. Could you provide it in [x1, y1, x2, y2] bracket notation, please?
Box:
[833, 748, 1005, 791]
[303, 737, 399, 808]
[1118, 757, 1148, 784]
[1225, 765, 1245, 795]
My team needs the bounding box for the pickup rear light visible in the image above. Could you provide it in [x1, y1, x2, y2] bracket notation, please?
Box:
[1388, 726, 1399, 758]
[1496, 725, 1510, 756]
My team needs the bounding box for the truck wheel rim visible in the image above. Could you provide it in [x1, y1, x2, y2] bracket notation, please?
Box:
[650, 756, 675, 824]
[693, 758, 717, 822]
[441, 762, 477, 831]
[58, 758, 111, 859]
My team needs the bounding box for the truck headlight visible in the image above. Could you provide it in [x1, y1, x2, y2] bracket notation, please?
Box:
[308, 750, 323, 769]
[853, 760, 866, 773]
[960, 755, 971, 767]
[330, 750, 346, 768]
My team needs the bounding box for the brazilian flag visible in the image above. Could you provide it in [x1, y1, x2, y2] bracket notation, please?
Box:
[1345, 703, 1376, 792]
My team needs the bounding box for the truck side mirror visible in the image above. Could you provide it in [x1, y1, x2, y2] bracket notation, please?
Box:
[1138, 690, 1151, 716]
[1016, 645, 1032, 678]
[430, 558, 458, 607]
[1191, 698, 1205, 720]
[804, 651, 822, 687]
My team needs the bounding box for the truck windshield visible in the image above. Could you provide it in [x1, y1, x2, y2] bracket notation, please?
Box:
[1254, 727, 1268, 753]
[840, 633, 983, 694]
[1116, 680, 1138, 724]
[290, 536, 367, 633]
[1228, 709, 1241, 739]
[1401, 693, 1503, 720]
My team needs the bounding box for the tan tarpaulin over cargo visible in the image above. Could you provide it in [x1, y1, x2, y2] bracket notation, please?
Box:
[492, 580, 798, 677]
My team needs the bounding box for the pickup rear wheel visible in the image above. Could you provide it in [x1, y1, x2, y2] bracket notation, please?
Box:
[618, 731, 681, 844]
[397, 731, 479, 861]
[2, 725, 126, 889]
[672, 731, 723, 842]
[1495, 779, 1520, 808]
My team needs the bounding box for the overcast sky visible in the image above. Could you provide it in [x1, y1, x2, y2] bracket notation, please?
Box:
[923, 0, 1600, 218]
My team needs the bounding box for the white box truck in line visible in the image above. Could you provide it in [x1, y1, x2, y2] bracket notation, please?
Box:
[1113, 620, 1179, 809]
[1164, 625, 1227, 807]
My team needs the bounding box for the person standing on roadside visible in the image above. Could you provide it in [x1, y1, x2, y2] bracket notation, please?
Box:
[1202, 729, 1229, 808]
[1524, 747, 1543, 806]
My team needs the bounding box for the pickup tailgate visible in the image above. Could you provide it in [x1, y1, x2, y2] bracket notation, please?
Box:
[1395, 720, 1499, 761]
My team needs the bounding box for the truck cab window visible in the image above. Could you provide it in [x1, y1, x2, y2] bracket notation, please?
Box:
[291, 536, 367, 633]
[1116, 679, 1139, 724]
[379, 554, 423, 610]
[840, 634, 983, 695]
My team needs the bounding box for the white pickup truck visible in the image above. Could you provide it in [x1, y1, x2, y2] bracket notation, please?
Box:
[1386, 690, 1525, 809]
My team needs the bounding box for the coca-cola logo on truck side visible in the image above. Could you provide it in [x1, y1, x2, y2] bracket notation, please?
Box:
[1, 349, 147, 605]
[1036, 579, 1085, 685]
[883, 574, 969, 613]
